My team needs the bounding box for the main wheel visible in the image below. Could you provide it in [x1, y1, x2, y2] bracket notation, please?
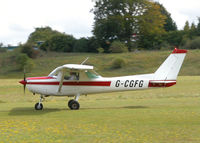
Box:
[35, 103, 43, 110]
[68, 99, 75, 108]
[69, 100, 80, 110]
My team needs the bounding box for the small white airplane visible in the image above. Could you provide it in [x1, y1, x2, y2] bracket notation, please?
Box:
[19, 48, 187, 110]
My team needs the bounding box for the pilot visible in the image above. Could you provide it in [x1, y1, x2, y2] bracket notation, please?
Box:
[69, 72, 78, 80]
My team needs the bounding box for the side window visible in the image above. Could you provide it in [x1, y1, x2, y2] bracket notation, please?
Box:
[64, 72, 79, 80]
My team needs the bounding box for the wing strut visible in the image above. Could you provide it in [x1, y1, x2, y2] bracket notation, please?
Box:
[57, 69, 66, 93]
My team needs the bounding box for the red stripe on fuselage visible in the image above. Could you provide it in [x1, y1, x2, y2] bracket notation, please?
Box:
[148, 80, 176, 87]
[27, 77, 55, 80]
[27, 81, 111, 86]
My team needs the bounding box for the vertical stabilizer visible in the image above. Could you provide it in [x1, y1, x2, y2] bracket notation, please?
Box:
[154, 48, 187, 80]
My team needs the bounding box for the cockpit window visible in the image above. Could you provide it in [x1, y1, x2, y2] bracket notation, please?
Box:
[64, 72, 79, 80]
[85, 71, 100, 79]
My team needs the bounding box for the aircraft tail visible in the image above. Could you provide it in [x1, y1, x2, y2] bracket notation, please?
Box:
[153, 48, 187, 81]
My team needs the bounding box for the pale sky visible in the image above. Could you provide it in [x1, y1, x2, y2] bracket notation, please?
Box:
[0, 0, 200, 45]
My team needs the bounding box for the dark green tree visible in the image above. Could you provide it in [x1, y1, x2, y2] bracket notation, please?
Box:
[92, 0, 147, 51]
[27, 26, 62, 45]
[183, 21, 190, 32]
[40, 34, 76, 52]
[87, 37, 100, 53]
[197, 17, 200, 36]
[20, 43, 39, 59]
[92, 0, 167, 50]
[155, 2, 177, 32]
[73, 38, 89, 52]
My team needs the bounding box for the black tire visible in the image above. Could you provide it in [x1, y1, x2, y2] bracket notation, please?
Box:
[35, 103, 43, 110]
[68, 99, 75, 108]
[69, 100, 80, 110]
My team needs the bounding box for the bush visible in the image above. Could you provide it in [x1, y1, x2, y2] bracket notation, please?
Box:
[97, 47, 104, 53]
[0, 48, 6, 53]
[111, 58, 126, 69]
[183, 37, 200, 49]
[109, 41, 129, 53]
[21, 44, 39, 59]
[16, 54, 35, 71]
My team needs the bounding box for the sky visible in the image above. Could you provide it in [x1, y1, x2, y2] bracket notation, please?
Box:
[0, 0, 200, 46]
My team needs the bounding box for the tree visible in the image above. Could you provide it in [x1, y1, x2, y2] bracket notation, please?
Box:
[40, 34, 76, 52]
[156, 2, 177, 32]
[138, 2, 166, 36]
[16, 53, 35, 71]
[183, 21, 190, 32]
[27, 26, 62, 45]
[73, 38, 89, 52]
[20, 43, 39, 59]
[183, 37, 200, 49]
[92, 0, 147, 51]
[92, 0, 167, 50]
[87, 37, 100, 53]
[197, 17, 200, 36]
[137, 2, 166, 49]
[0, 43, 3, 48]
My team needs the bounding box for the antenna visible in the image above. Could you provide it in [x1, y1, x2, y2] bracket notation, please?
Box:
[81, 57, 89, 65]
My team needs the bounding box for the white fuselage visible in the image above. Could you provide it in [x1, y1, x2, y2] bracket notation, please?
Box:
[26, 74, 156, 96]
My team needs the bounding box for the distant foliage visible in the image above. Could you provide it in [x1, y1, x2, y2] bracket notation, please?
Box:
[16, 54, 35, 71]
[27, 26, 62, 45]
[0, 48, 6, 53]
[20, 44, 39, 59]
[73, 38, 88, 52]
[183, 37, 200, 49]
[111, 58, 126, 69]
[40, 34, 76, 52]
[0, 43, 6, 52]
[97, 47, 104, 53]
[110, 41, 128, 53]
[156, 2, 177, 32]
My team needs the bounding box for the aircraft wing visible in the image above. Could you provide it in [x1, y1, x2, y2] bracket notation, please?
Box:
[62, 64, 93, 70]
[49, 64, 93, 77]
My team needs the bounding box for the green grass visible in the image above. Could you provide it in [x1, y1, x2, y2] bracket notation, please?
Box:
[0, 49, 200, 78]
[0, 76, 200, 142]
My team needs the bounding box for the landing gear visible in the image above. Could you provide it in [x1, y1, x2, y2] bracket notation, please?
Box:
[69, 100, 80, 110]
[68, 94, 80, 110]
[35, 95, 44, 110]
[35, 102, 43, 110]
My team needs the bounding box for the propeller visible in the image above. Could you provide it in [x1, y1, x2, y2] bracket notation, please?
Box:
[23, 68, 27, 93]
[19, 68, 27, 93]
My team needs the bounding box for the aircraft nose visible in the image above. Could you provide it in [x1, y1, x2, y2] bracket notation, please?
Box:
[19, 80, 27, 85]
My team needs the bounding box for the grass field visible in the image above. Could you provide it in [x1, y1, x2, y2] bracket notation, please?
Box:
[0, 76, 200, 143]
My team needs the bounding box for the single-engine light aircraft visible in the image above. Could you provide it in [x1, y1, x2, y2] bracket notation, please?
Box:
[19, 48, 187, 110]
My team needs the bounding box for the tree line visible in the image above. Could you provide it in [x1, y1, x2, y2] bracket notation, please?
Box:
[9, 0, 200, 57]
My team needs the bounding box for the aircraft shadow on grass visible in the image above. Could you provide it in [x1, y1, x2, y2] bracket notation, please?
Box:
[8, 107, 66, 116]
[8, 106, 148, 116]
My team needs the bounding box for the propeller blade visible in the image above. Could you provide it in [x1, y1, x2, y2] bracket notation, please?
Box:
[23, 68, 26, 94]
[24, 84, 26, 93]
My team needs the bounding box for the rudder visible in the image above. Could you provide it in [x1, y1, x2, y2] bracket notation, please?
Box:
[154, 48, 187, 81]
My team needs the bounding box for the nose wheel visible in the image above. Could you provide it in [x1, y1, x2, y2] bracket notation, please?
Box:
[35, 103, 43, 110]
[35, 95, 44, 110]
